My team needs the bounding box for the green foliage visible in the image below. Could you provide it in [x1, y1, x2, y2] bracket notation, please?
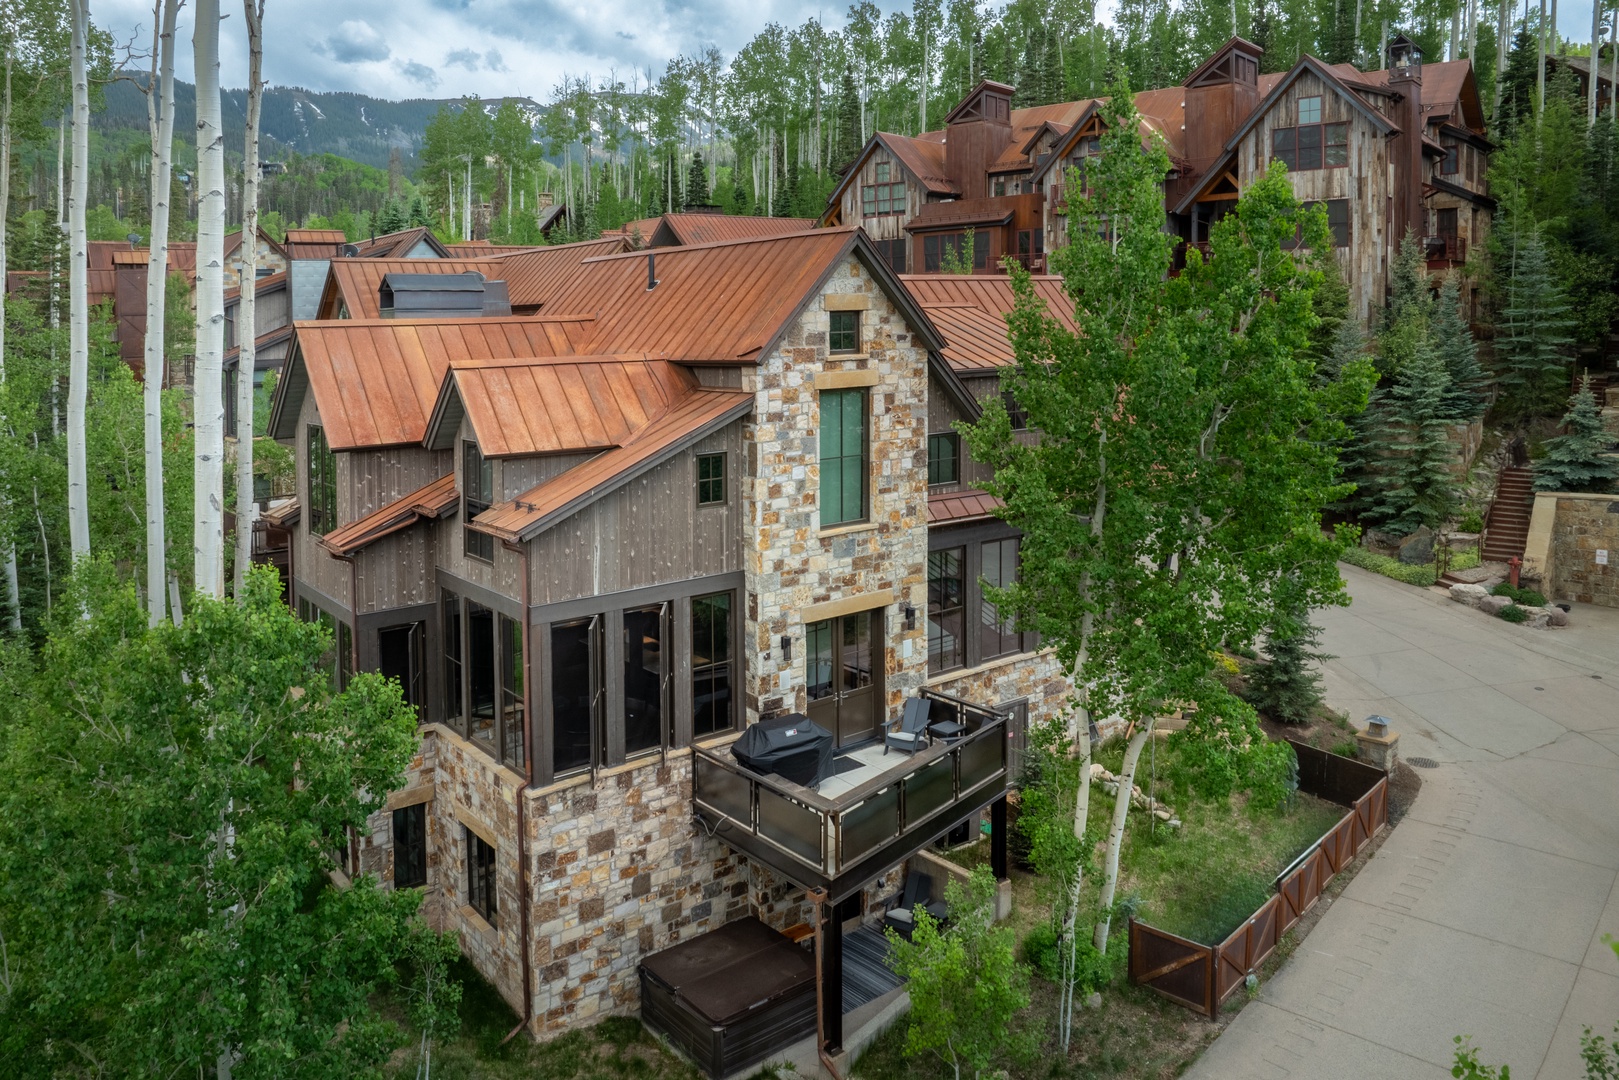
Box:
[1432, 275, 1488, 423]
[1490, 583, 1547, 607]
[1453, 1035, 1511, 1079]
[1020, 923, 1112, 993]
[1338, 546, 1440, 587]
[1533, 378, 1619, 494]
[1497, 603, 1530, 624]
[1166, 691, 1297, 812]
[1243, 591, 1327, 725]
[396, 919, 463, 1077]
[1369, 342, 1461, 536]
[0, 564, 422, 1076]
[685, 152, 711, 208]
[939, 228, 978, 275]
[886, 867, 1035, 1080]
[1495, 227, 1576, 423]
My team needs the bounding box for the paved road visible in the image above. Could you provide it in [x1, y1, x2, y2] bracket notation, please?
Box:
[1188, 566, 1619, 1080]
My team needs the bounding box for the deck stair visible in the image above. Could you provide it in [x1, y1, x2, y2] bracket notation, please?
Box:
[1481, 466, 1535, 564]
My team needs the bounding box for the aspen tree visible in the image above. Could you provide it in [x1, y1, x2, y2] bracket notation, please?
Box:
[193, 0, 225, 597]
[143, 0, 179, 625]
[234, 0, 265, 598]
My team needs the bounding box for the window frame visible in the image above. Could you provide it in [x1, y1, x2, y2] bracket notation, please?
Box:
[928, 547, 967, 672]
[927, 432, 961, 487]
[696, 452, 727, 507]
[1298, 95, 1322, 125]
[1271, 121, 1347, 172]
[392, 803, 427, 889]
[1440, 140, 1459, 175]
[466, 828, 497, 926]
[462, 440, 494, 562]
[306, 424, 337, 534]
[829, 309, 861, 354]
[922, 231, 990, 272]
[980, 538, 1024, 661]
[1002, 390, 1030, 432]
[691, 591, 735, 739]
[819, 388, 869, 528]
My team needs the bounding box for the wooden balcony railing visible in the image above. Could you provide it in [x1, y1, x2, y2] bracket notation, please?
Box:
[692, 688, 1009, 896]
[1423, 234, 1466, 264]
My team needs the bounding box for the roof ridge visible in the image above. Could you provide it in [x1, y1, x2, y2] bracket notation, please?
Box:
[581, 226, 850, 262]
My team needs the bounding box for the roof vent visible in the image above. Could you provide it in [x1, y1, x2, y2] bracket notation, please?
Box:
[342, 243, 360, 258]
[646, 251, 659, 291]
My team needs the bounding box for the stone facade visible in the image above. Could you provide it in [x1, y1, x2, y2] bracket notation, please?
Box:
[1546, 493, 1619, 607]
[742, 257, 932, 723]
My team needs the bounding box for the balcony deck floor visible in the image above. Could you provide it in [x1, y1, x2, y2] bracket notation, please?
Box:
[816, 741, 930, 801]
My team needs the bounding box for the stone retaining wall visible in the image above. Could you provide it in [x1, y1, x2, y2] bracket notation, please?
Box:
[1524, 491, 1619, 607]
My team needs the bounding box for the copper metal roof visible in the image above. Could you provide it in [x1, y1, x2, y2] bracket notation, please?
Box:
[541, 228, 883, 362]
[904, 198, 1016, 232]
[901, 274, 1078, 370]
[483, 236, 632, 311]
[318, 257, 502, 319]
[445, 242, 545, 257]
[652, 213, 817, 247]
[428, 354, 698, 457]
[283, 229, 348, 259]
[472, 386, 753, 542]
[928, 488, 1003, 525]
[878, 133, 959, 194]
[277, 315, 596, 450]
[319, 472, 458, 555]
[351, 227, 451, 259]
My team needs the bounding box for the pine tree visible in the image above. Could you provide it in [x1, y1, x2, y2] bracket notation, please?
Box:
[1533, 377, 1619, 492]
[1381, 231, 1429, 340]
[1431, 274, 1488, 422]
[1496, 25, 1539, 133]
[1496, 226, 1575, 422]
[1243, 593, 1327, 725]
[407, 193, 432, 228]
[1308, 257, 1351, 366]
[685, 151, 710, 208]
[1372, 343, 1459, 536]
[375, 198, 409, 234]
[833, 66, 864, 173]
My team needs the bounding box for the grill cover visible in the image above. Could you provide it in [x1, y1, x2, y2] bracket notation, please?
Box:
[731, 713, 834, 787]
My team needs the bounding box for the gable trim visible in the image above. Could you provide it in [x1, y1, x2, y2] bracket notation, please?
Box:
[1223, 54, 1398, 158]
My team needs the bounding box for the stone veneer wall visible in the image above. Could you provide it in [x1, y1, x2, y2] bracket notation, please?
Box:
[742, 257, 932, 722]
[927, 649, 1086, 737]
[1547, 493, 1619, 607]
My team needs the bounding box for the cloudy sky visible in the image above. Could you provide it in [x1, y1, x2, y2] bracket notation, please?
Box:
[92, 0, 1604, 102]
[92, 0, 891, 100]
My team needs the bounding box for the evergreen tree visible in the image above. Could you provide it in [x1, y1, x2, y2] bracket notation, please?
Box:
[685, 151, 710, 208]
[833, 66, 864, 173]
[1496, 227, 1576, 423]
[1381, 231, 1429, 341]
[1243, 591, 1327, 725]
[407, 193, 432, 228]
[1533, 377, 1619, 493]
[1372, 343, 1459, 535]
[1496, 25, 1539, 133]
[772, 143, 794, 217]
[1431, 274, 1488, 422]
[1307, 256, 1351, 367]
[374, 197, 409, 234]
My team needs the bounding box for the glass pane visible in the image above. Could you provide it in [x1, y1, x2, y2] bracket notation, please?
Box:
[839, 784, 901, 866]
[842, 612, 872, 692]
[442, 590, 463, 729]
[806, 619, 835, 701]
[552, 620, 594, 774]
[692, 593, 733, 737]
[929, 549, 964, 670]
[959, 727, 1005, 793]
[624, 606, 663, 756]
[757, 787, 823, 867]
[904, 754, 956, 827]
[695, 755, 751, 821]
[467, 603, 495, 745]
[500, 615, 524, 769]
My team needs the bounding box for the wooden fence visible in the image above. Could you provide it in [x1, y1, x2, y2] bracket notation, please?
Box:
[1128, 742, 1389, 1018]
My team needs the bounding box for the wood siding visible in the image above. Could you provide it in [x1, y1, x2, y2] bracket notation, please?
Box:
[292, 389, 352, 611]
[1234, 70, 1393, 324]
[838, 149, 931, 246]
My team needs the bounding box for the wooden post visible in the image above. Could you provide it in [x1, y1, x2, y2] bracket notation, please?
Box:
[991, 795, 1008, 881]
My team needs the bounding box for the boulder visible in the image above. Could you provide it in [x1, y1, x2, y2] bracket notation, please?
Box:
[1546, 607, 1570, 627]
[1363, 529, 1401, 554]
[1398, 526, 1436, 565]
[1478, 594, 1512, 615]
[1449, 582, 1488, 606]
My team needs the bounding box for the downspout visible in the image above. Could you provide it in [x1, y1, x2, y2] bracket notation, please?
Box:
[501, 538, 535, 1044]
[807, 887, 844, 1080]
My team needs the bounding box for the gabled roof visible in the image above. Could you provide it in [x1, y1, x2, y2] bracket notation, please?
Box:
[1180, 36, 1264, 89]
[1224, 54, 1399, 157]
[540, 227, 947, 362]
[424, 354, 696, 457]
[942, 79, 1017, 126]
[224, 324, 295, 368]
[483, 235, 633, 311]
[901, 273, 1078, 372]
[650, 213, 816, 248]
[826, 132, 960, 215]
[904, 198, 1016, 232]
[352, 226, 451, 259]
[444, 242, 545, 257]
[1353, 59, 1487, 132]
[317, 257, 501, 320]
[225, 268, 289, 305]
[319, 472, 459, 556]
[471, 386, 754, 543]
[224, 226, 290, 262]
[1170, 148, 1242, 215]
[267, 315, 596, 450]
[283, 229, 348, 259]
[604, 215, 663, 242]
[1028, 90, 1188, 185]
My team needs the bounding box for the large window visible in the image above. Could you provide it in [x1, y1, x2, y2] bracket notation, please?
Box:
[500, 615, 524, 767]
[830, 310, 861, 353]
[862, 163, 905, 216]
[1271, 121, 1347, 172]
[1441, 139, 1459, 175]
[928, 432, 960, 486]
[872, 238, 907, 273]
[462, 440, 494, 561]
[923, 231, 989, 272]
[820, 388, 868, 526]
[466, 829, 496, 926]
[623, 605, 665, 757]
[298, 596, 351, 689]
[551, 617, 597, 776]
[441, 589, 463, 728]
[466, 602, 496, 748]
[928, 548, 966, 671]
[692, 592, 734, 738]
[393, 803, 427, 889]
[980, 538, 1022, 659]
[439, 590, 524, 771]
[306, 424, 336, 533]
[697, 453, 726, 506]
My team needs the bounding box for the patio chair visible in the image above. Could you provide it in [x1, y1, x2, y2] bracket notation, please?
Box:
[883, 697, 931, 755]
[882, 871, 949, 941]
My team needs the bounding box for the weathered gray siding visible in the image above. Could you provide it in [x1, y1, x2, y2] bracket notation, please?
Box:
[292, 389, 351, 611]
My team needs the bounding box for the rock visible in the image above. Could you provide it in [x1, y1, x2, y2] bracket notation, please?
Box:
[1529, 614, 1550, 629]
[1363, 529, 1401, 554]
[1397, 526, 1435, 565]
[1085, 992, 1103, 1010]
[1449, 582, 1488, 606]
[1152, 808, 1172, 821]
[1089, 763, 1106, 779]
[1546, 607, 1570, 627]
[1478, 594, 1512, 615]
[1166, 819, 1182, 829]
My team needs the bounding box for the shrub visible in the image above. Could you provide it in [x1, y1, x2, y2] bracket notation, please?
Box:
[1458, 507, 1485, 533]
[1339, 546, 1438, 586]
[1498, 603, 1530, 624]
[1021, 924, 1114, 994]
[1243, 597, 1327, 725]
[1490, 583, 1547, 607]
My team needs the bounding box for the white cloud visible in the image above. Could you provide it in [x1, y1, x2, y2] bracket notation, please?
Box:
[315, 19, 391, 64]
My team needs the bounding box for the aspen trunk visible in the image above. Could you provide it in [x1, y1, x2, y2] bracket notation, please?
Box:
[66, 0, 91, 562]
[234, 0, 265, 598]
[193, 0, 226, 597]
[1590, 0, 1601, 125]
[0, 36, 22, 630]
[1093, 723, 1152, 956]
[144, 0, 179, 625]
[1537, 0, 1547, 111]
[1495, 0, 1510, 116]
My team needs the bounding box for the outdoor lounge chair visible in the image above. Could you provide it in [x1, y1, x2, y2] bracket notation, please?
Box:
[883, 697, 931, 755]
[882, 871, 949, 941]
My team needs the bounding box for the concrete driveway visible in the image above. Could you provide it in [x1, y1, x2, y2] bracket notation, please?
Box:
[1187, 565, 1619, 1080]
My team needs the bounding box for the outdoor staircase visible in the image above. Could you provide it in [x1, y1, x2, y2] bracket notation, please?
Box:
[1481, 466, 1536, 564]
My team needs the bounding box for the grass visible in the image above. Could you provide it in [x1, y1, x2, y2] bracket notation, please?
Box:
[380, 958, 704, 1080]
[1339, 542, 1481, 587]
